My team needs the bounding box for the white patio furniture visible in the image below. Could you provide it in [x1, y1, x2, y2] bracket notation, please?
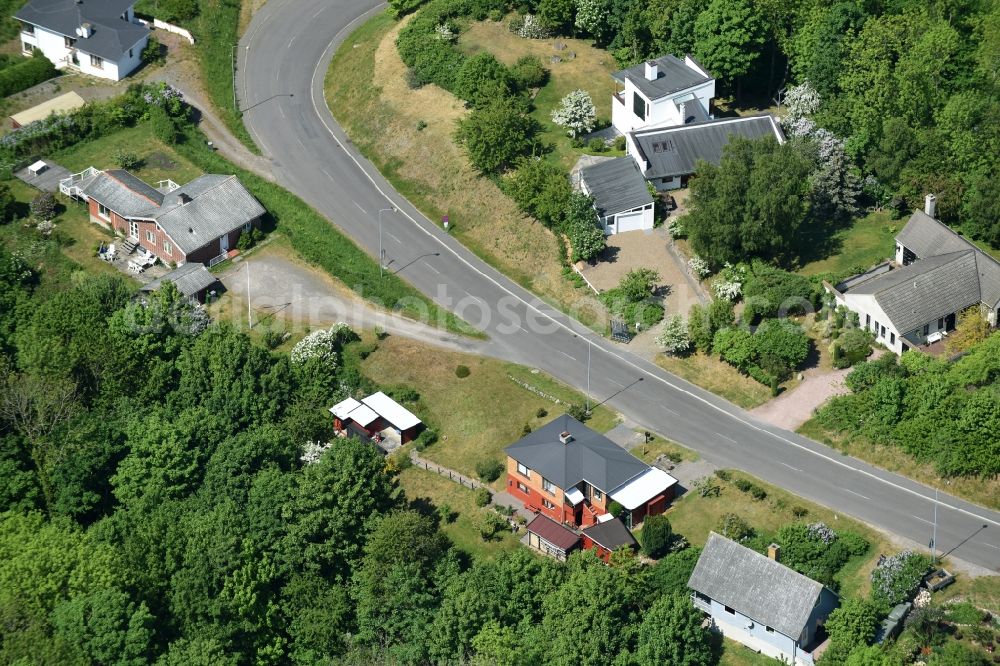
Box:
[27, 160, 47, 177]
[926, 331, 943, 345]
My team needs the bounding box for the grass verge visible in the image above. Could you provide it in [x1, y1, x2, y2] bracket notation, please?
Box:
[398, 466, 520, 561]
[656, 352, 774, 409]
[325, 12, 607, 331]
[360, 335, 618, 484]
[798, 419, 1000, 511]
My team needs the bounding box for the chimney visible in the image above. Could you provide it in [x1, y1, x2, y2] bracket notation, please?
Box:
[644, 60, 658, 81]
[76, 22, 92, 38]
[767, 543, 781, 562]
[559, 431, 573, 445]
[178, 192, 191, 205]
[924, 193, 937, 218]
[678, 101, 687, 123]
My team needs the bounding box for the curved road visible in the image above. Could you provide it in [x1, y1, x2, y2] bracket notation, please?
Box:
[238, 0, 999, 571]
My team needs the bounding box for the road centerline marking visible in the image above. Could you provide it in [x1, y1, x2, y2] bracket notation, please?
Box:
[844, 489, 871, 501]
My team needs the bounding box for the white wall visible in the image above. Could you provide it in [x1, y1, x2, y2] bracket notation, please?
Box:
[612, 76, 715, 135]
[703, 597, 812, 666]
[842, 293, 905, 353]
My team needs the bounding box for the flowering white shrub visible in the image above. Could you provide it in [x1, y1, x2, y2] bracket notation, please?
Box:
[871, 550, 929, 606]
[551, 89, 597, 138]
[807, 522, 837, 544]
[515, 14, 551, 39]
[713, 279, 741, 301]
[687, 256, 710, 277]
[913, 589, 931, 609]
[783, 81, 821, 122]
[301, 440, 333, 465]
[35, 220, 54, 236]
[434, 22, 456, 41]
[291, 326, 344, 368]
[656, 315, 690, 354]
[667, 218, 685, 239]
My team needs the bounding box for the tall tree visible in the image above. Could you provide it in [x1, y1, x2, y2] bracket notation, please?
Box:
[693, 0, 767, 99]
[634, 593, 714, 666]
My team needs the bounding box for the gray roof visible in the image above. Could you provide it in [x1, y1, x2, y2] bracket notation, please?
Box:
[582, 518, 637, 551]
[152, 175, 265, 254]
[581, 157, 653, 218]
[612, 54, 712, 101]
[688, 533, 826, 638]
[847, 251, 982, 333]
[82, 169, 163, 218]
[504, 416, 648, 493]
[140, 262, 218, 298]
[896, 211, 1000, 308]
[16, 0, 148, 60]
[632, 115, 784, 180]
[83, 170, 265, 255]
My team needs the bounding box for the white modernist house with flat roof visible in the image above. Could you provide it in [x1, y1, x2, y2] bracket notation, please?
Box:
[611, 54, 715, 136]
[16, 0, 149, 81]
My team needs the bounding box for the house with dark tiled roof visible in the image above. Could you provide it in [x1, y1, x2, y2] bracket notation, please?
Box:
[579, 157, 655, 235]
[504, 416, 677, 529]
[16, 0, 149, 81]
[827, 196, 1000, 354]
[688, 533, 839, 666]
[611, 54, 715, 136]
[60, 167, 265, 266]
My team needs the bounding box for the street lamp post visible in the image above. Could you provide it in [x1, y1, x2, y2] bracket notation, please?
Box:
[378, 207, 394, 277]
[574, 334, 592, 414]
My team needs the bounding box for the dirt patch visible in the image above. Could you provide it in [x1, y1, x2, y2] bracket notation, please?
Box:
[145, 151, 177, 170]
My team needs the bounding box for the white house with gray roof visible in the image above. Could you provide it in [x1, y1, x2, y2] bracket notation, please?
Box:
[827, 198, 1000, 354]
[611, 54, 715, 136]
[61, 167, 265, 265]
[689, 533, 839, 666]
[16, 0, 148, 81]
[579, 157, 654, 235]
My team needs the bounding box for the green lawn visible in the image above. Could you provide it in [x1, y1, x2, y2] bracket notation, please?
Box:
[720, 639, 781, 666]
[666, 469, 893, 600]
[797, 210, 897, 279]
[360, 335, 618, 485]
[633, 433, 698, 464]
[398, 466, 521, 560]
[51, 124, 203, 184]
[656, 352, 774, 410]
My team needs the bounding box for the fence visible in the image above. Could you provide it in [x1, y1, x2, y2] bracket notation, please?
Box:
[410, 453, 484, 491]
[136, 18, 195, 44]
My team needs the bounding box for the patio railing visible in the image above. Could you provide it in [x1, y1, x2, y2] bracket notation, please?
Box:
[59, 167, 100, 197]
[207, 252, 229, 267]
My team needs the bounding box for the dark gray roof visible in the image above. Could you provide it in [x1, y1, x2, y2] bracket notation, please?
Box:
[83, 170, 265, 255]
[16, 0, 148, 60]
[582, 518, 637, 551]
[612, 54, 712, 101]
[896, 211, 1000, 308]
[140, 263, 218, 298]
[151, 176, 265, 254]
[504, 416, 648, 493]
[581, 157, 653, 218]
[632, 115, 784, 180]
[688, 533, 826, 638]
[82, 169, 163, 217]
[848, 251, 982, 334]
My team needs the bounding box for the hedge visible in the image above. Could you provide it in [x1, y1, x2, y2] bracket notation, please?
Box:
[0, 51, 57, 98]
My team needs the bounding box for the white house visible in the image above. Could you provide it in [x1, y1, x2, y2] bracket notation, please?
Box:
[688, 533, 840, 666]
[579, 157, 654, 235]
[827, 196, 1000, 354]
[16, 0, 149, 81]
[611, 54, 715, 136]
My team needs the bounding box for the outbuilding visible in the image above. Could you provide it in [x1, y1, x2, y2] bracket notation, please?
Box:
[579, 157, 655, 235]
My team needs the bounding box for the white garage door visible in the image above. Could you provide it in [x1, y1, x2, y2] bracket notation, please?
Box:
[615, 209, 646, 234]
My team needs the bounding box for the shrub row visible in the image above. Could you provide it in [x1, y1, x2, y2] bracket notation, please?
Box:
[0, 51, 57, 98]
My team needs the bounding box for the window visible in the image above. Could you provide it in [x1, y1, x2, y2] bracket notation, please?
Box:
[243, 221, 252, 232]
[593, 487, 603, 501]
[516, 462, 529, 478]
[64, 36, 76, 48]
[90, 54, 103, 69]
[542, 499, 556, 510]
[21, 22, 34, 34]
[694, 591, 710, 603]
[724, 606, 736, 615]
[938, 317, 944, 329]
[765, 626, 774, 634]
[890, 332, 895, 344]
[542, 477, 555, 494]
[163, 241, 172, 256]
[923, 324, 930, 336]
[865, 314, 870, 328]
[145, 230, 156, 245]
[632, 92, 646, 120]
[97, 203, 110, 220]
[517, 482, 528, 494]
[880, 325, 885, 338]
[22, 42, 34, 53]
[129, 48, 133, 59]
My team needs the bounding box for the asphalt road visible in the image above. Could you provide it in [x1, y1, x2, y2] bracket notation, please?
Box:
[239, 0, 1000, 571]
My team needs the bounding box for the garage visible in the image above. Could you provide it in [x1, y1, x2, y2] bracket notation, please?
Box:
[613, 208, 651, 234]
[580, 157, 656, 236]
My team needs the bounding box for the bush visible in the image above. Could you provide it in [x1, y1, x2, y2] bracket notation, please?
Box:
[608, 500, 626, 519]
[475, 458, 504, 482]
[742, 262, 818, 322]
[641, 514, 673, 558]
[656, 315, 691, 354]
[834, 327, 874, 369]
[0, 50, 57, 97]
[588, 137, 605, 152]
[149, 105, 178, 144]
[479, 510, 507, 541]
[733, 478, 753, 492]
[415, 427, 438, 449]
[871, 550, 931, 606]
[535, 407, 548, 418]
[748, 485, 767, 501]
[509, 55, 547, 89]
[714, 469, 731, 482]
[453, 52, 513, 107]
[112, 149, 142, 170]
[141, 36, 164, 65]
[614, 135, 626, 151]
[791, 505, 809, 518]
[261, 327, 284, 350]
[455, 97, 538, 174]
[717, 513, 753, 542]
[29, 192, 56, 221]
[565, 403, 589, 421]
[455, 364, 471, 378]
[474, 487, 492, 507]
[156, 0, 199, 22]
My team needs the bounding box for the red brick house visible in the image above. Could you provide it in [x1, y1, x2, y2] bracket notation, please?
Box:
[61, 167, 264, 265]
[504, 416, 677, 529]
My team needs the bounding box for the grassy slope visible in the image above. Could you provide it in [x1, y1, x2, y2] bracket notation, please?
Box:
[798, 210, 897, 278]
[656, 352, 774, 409]
[360, 335, 618, 484]
[325, 13, 607, 330]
